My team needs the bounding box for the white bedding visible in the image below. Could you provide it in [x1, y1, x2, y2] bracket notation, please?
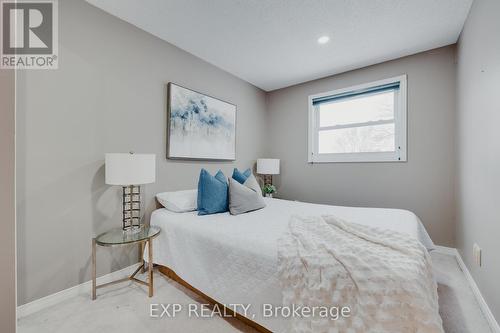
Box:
[278, 215, 442, 332]
[147, 198, 435, 333]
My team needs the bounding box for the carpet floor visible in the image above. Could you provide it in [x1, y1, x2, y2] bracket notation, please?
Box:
[18, 252, 492, 333]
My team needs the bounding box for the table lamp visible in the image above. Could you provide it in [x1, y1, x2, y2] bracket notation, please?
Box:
[105, 153, 156, 230]
[257, 158, 280, 186]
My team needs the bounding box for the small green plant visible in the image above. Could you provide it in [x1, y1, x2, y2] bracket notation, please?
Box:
[263, 184, 277, 194]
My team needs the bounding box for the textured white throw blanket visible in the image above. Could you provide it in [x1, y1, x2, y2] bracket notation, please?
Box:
[278, 215, 444, 333]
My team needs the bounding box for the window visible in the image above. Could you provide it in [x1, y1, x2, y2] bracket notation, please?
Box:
[308, 75, 407, 163]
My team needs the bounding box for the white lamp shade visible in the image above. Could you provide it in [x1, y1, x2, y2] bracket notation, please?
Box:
[257, 158, 280, 175]
[105, 153, 156, 185]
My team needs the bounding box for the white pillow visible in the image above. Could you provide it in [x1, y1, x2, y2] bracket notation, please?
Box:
[156, 189, 197, 213]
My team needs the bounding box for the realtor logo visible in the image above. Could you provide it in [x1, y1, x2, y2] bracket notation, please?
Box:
[1, 0, 58, 69]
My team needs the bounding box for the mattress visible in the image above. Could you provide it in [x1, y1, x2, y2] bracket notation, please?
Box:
[148, 198, 435, 332]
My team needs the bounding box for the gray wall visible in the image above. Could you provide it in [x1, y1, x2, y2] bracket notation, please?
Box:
[0, 69, 16, 332]
[16, 0, 267, 305]
[266, 46, 457, 246]
[456, 0, 500, 322]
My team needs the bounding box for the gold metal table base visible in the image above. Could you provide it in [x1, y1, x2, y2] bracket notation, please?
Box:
[91, 237, 154, 300]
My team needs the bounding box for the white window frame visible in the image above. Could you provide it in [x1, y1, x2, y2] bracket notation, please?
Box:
[308, 75, 407, 163]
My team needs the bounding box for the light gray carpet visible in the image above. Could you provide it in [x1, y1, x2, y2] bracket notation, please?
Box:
[432, 252, 492, 333]
[18, 252, 491, 333]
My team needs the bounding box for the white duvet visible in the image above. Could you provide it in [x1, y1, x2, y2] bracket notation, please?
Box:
[147, 198, 436, 333]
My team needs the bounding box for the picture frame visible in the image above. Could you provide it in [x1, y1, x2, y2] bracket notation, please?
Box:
[167, 83, 236, 161]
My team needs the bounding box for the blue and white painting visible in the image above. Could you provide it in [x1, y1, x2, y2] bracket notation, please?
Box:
[167, 83, 236, 160]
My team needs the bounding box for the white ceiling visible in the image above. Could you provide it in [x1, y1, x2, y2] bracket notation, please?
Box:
[86, 0, 473, 91]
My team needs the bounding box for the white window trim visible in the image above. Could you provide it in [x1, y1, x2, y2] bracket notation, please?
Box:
[308, 75, 407, 163]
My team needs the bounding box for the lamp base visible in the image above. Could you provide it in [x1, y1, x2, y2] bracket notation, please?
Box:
[263, 174, 273, 186]
[123, 224, 143, 234]
[122, 185, 141, 230]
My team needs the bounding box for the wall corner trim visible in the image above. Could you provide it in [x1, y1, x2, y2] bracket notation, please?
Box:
[16, 264, 138, 319]
[434, 246, 500, 333]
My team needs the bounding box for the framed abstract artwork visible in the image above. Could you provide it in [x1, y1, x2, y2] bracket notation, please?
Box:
[167, 83, 236, 160]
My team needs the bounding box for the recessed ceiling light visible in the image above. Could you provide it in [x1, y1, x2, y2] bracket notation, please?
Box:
[317, 36, 330, 44]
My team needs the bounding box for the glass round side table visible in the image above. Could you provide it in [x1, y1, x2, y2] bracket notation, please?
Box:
[91, 225, 161, 300]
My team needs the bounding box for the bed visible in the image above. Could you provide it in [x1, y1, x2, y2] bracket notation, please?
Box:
[148, 198, 436, 332]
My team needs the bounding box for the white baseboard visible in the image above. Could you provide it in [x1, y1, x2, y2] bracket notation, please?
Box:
[434, 246, 500, 333]
[17, 264, 138, 319]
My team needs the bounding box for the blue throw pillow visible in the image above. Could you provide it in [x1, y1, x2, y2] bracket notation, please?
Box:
[232, 168, 251, 184]
[197, 169, 229, 215]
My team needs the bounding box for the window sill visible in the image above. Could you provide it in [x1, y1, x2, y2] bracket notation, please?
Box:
[308, 152, 406, 163]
